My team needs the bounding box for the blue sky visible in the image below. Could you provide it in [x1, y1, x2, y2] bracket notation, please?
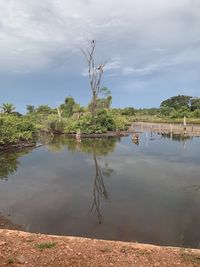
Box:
[0, 0, 200, 113]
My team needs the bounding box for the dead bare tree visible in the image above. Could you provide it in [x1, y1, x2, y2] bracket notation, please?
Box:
[81, 40, 106, 121]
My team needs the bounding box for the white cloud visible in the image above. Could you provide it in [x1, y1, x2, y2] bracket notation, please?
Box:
[0, 0, 199, 76]
[123, 64, 160, 76]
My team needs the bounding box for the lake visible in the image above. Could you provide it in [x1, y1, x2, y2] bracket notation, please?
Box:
[0, 132, 200, 248]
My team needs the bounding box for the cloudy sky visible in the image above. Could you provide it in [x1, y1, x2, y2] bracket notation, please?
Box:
[0, 0, 200, 112]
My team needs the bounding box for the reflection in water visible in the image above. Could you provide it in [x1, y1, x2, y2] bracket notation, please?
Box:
[2, 134, 200, 248]
[46, 136, 117, 155]
[47, 137, 116, 223]
[91, 144, 109, 224]
[0, 150, 31, 180]
[161, 133, 193, 149]
[162, 133, 193, 142]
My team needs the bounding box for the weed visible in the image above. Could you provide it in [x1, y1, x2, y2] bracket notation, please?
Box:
[35, 242, 56, 250]
[6, 258, 14, 265]
[120, 246, 133, 254]
[99, 247, 112, 253]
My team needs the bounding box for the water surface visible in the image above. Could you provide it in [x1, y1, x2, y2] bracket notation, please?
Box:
[1, 132, 200, 248]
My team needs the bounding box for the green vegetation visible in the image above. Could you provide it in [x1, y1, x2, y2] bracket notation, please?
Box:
[1, 93, 200, 149]
[1, 103, 15, 114]
[0, 114, 36, 147]
[129, 95, 200, 123]
[35, 242, 57, 250]
[6, 258, 14, 265]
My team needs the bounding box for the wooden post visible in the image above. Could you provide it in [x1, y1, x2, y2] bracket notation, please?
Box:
[150, 126, 153, 138]
[76, 130, 81, 143]
[183, 116, 187, 134]
[170, 124, 173, 133]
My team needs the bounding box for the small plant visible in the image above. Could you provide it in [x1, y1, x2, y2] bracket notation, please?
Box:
[35, 242, 56, 250]
[120, 246, 133, 254]
[99, 246, 113, 253]
[6, 258, 14, 265]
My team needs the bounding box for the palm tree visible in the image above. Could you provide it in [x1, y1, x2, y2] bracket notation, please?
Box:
[1, 103, 15, 114]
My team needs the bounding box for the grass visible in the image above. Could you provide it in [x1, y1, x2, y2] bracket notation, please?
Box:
[35, 242, 57, 250]
[120, 246, 134, 254]
[130, 115, 200, 124]
[6, 258, 14, 265]
[99, 247, 113, 253]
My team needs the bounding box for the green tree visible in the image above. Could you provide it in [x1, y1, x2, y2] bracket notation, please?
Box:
[191, 98, 200, 111]
[36, 105, 52, 115]
[26, 105, 35, 114]
[121, 107, 136, 116]
[59, 96, 77, 117]
[1, 103, 15, 114]
[160, 95, 192, 110]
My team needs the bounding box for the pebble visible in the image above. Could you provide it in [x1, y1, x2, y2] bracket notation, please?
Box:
[16, 255, 26, 264]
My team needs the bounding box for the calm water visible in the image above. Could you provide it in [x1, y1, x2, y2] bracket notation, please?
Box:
[1, 132, 200, 248]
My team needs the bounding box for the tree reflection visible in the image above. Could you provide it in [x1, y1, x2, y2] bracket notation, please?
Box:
[90, 144, 114, 224]
[0, 150, 31, 180]
[47, 136, 116, 223]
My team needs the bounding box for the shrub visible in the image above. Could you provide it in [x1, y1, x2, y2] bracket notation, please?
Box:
[0, 115, 36, 146]
[64, 110, 119, 134]
[46, 115, 65, 134]
[192, 109, 200, 118]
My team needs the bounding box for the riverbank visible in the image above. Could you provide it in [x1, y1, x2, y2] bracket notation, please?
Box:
[0, 131, 128, 152]
[0, 142, 41, 152]
[131, 122, 200, 137]
[0, 229, 200, 267]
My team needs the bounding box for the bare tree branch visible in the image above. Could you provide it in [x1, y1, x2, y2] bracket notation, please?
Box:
[81, 40, 106, 121]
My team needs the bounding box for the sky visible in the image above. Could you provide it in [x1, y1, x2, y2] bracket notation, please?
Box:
[0, 0, 200, 113]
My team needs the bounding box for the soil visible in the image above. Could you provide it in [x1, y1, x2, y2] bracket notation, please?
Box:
[0, 217, 200, 267]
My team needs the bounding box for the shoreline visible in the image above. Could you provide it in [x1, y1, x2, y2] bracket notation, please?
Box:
[0, 132, 129, 152]
[0, 228, 200, 266]
[0, 215, 200, 266]
[0, 142, 40, 152]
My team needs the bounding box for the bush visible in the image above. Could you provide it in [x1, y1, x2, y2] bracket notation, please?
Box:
[64, 109, 123, 134]
[110, 110, 128, 130]
[192, 109, 200, 118]
[0, 115, 36, 146]
[46, 115, 65, 134]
